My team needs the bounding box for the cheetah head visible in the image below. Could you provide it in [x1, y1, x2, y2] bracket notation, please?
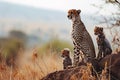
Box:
[94, 26, 103, 35]
[67, 9, 81, 22]
[61, 48, 70, 58]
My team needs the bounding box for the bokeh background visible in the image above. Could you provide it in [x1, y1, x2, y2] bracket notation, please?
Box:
[0, 0, 120, 80]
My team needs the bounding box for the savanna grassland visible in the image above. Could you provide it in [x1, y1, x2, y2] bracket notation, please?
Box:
[0, 50, 62, 80]
[0, 38, 118, 80]
[0, 27, 119, 80]
[0, 49, 110, 80]
[0, 38, 74, 80]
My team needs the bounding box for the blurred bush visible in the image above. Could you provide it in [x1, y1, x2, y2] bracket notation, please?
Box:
[0, 30, 27, 66]
[39, 38, 73, 55]
[1, 39, 23, 56]
[9, 30, 27, 43]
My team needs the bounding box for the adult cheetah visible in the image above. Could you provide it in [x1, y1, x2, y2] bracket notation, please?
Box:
[67, 9, 96, 66]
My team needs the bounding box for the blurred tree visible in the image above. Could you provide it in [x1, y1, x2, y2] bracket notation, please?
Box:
[104, 0, 120, 49]
[0, 30, 28, 66]
[105, 0, 120, 4]
[9, 30, 27, 43]
[92, 0, 120, 50]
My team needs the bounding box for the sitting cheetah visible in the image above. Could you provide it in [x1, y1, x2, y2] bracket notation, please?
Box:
[61, 48, 72, 69]
[67, 9, 96, 66]
[94, 26, 112, 60]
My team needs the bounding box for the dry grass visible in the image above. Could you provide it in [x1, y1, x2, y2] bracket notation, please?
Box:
[0, 48, 110, 80]
[0, 49, 63, 80]
[70, 63, 96, 80]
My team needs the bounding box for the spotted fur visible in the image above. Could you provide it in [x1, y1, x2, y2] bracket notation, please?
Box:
[94, 26, 112, 60]
[67, 9, 96, 66]
[61, 48, 72, 69]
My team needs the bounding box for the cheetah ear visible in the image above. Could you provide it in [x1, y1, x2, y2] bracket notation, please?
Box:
[77, 9, 81, 14]
[94, 26, 98, 29]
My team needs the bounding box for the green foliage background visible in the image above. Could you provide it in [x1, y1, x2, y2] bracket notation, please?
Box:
[39, 38, 73, 54]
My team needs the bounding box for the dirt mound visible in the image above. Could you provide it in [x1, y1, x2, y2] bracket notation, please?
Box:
[41, 53, 120, 80]
[41, 65, 96, 80]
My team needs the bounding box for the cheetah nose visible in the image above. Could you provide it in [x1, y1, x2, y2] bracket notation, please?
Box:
[67, 15, 69, 18]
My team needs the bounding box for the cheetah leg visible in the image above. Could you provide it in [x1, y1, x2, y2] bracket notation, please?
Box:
[97, 46, 103, 60]
[97, 53, 102, 60]
[73, 47, 80, 66]
[79, 50, 88, 63]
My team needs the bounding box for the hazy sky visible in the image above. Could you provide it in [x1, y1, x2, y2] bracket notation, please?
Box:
[0, 0, 117, 42]
[1, 0, 118, 16]
[1, 0, 102, 13]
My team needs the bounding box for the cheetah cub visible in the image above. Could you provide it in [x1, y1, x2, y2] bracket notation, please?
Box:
[94, 26, 112, 60]
[61, 48, 72, 69]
